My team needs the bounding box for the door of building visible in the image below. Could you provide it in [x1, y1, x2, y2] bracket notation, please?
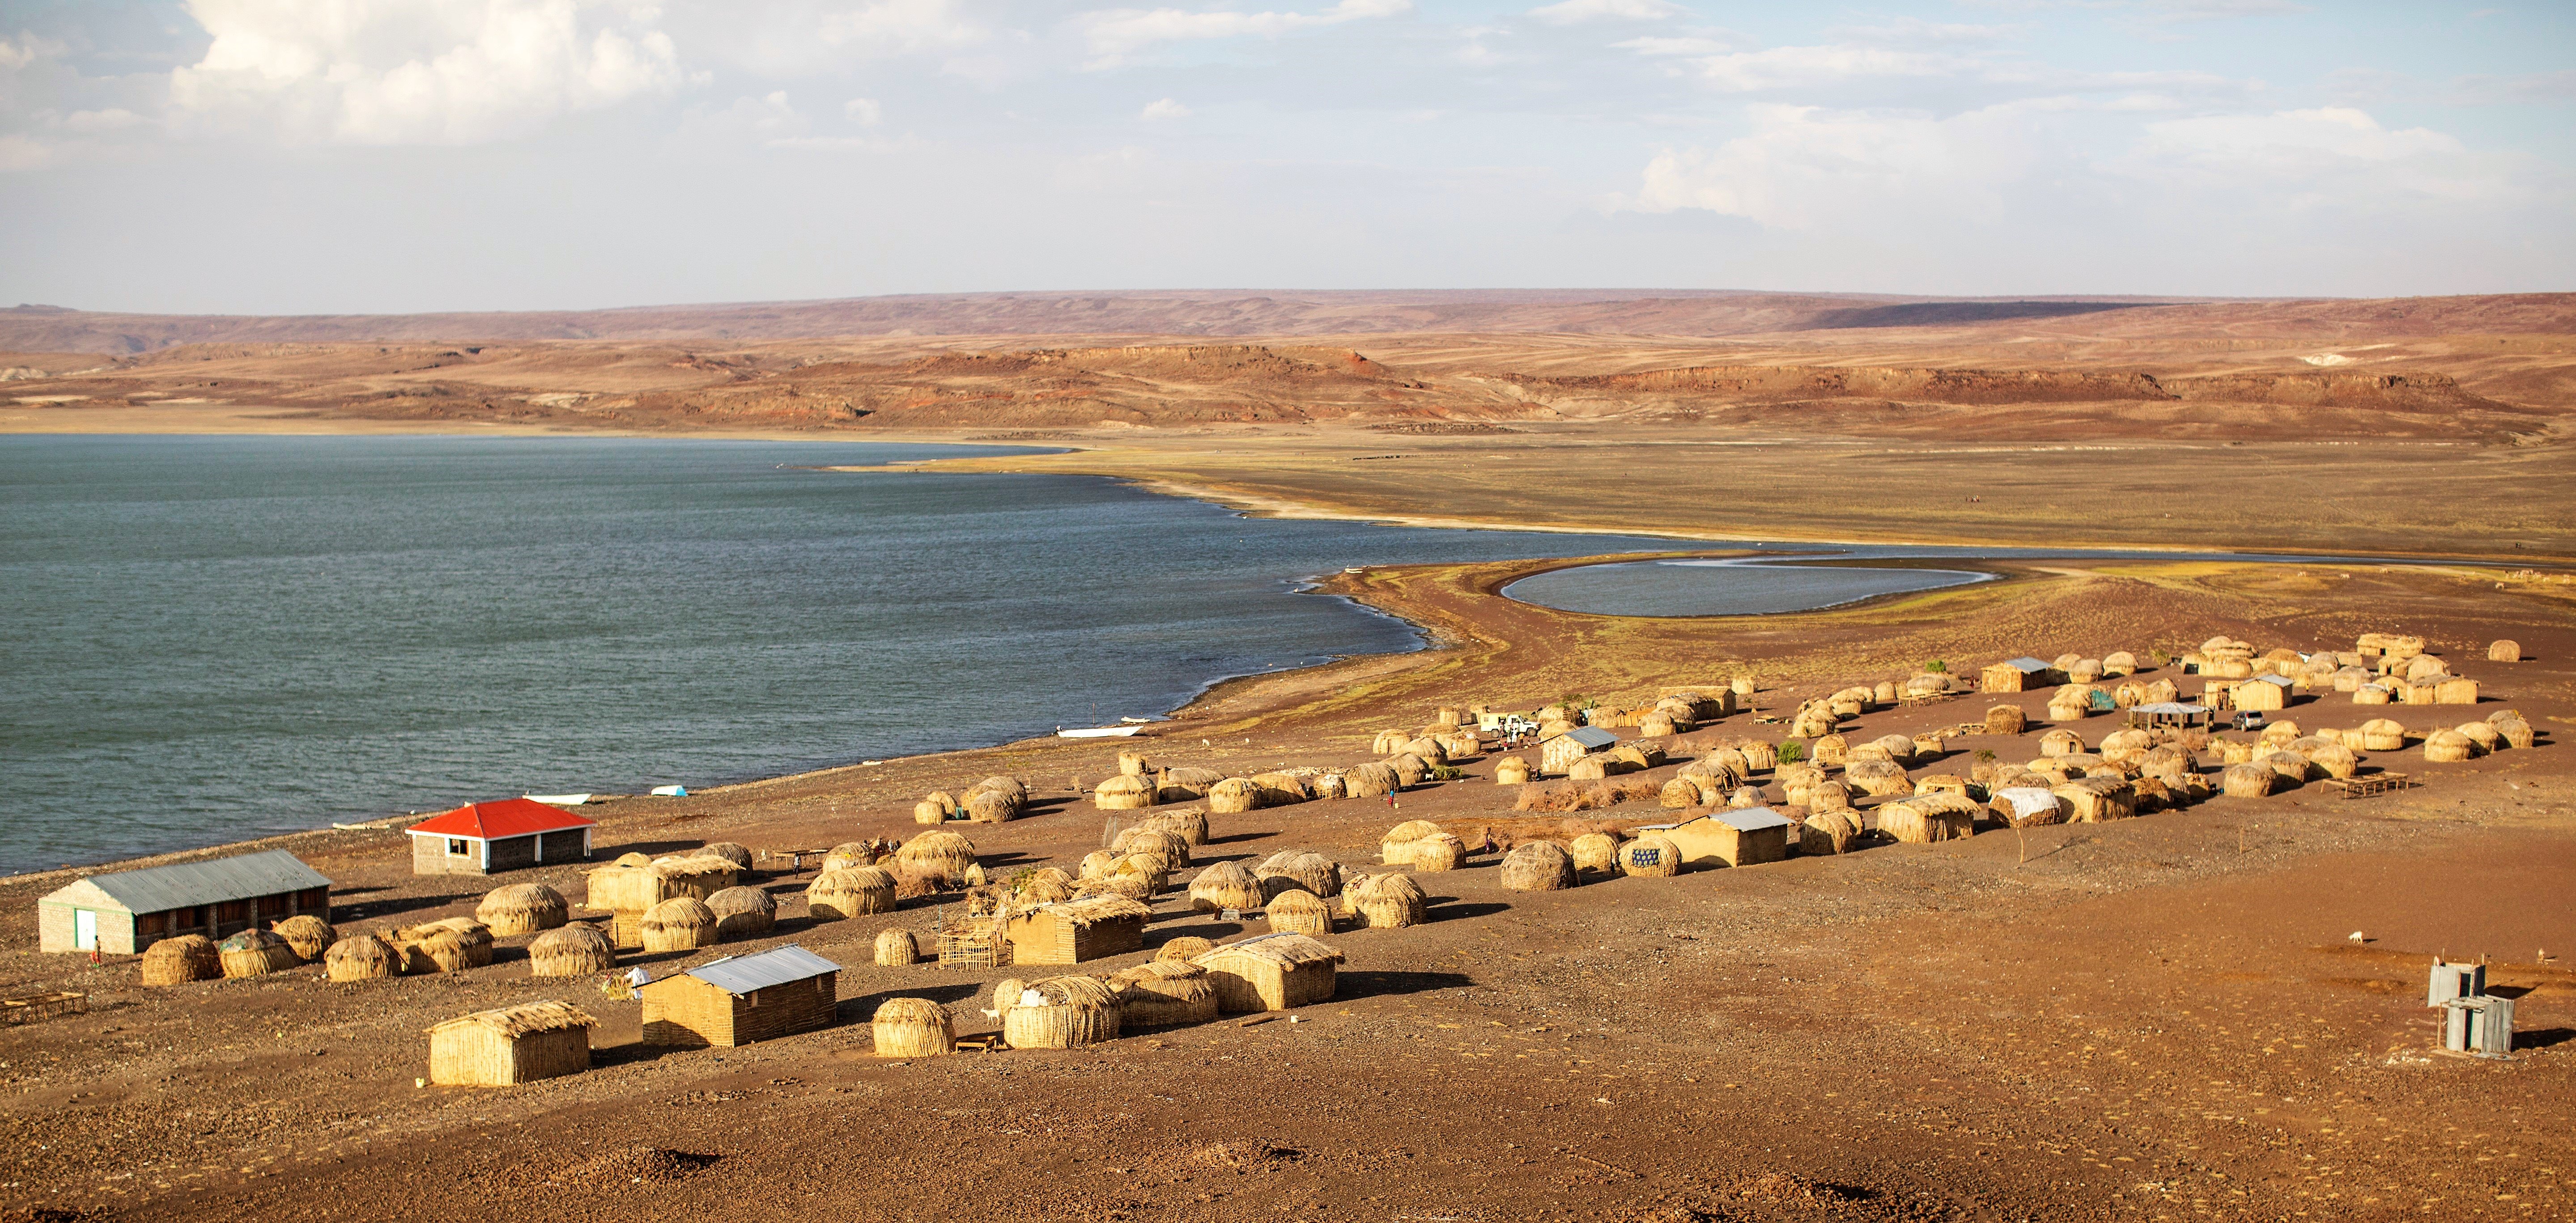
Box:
[73, 909, 97, 951]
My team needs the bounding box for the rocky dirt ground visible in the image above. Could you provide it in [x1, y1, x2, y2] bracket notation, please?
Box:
[1, 559, 2571, 1222]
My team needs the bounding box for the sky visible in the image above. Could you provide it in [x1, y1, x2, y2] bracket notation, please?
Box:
[0, 0, 2568, 314]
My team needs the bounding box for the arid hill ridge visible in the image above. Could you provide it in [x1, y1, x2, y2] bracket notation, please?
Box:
[8, 290, 2575, 353]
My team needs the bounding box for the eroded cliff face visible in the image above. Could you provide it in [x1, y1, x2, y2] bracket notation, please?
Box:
[1511, 365, 2176, 404]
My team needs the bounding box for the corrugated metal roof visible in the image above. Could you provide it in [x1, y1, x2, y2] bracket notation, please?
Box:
[684, 944, 839, 996]
[2001, 657, 2053, 671]
[2133, 701, 2208, 714]
[61, 849, 331, 914]
[1546, 726, 1618, 750]
[1993, 787, 2062, 817]
[2252, 674, 2295, 688]
[1713, 808, 1793, 832]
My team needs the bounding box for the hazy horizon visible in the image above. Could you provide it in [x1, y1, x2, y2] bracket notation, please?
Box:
[2, 1, 2570, 315]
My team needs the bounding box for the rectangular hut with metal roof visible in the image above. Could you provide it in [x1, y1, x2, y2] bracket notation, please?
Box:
[1539, 725, 1619, 777]
[1980, 656, 2059, 693]
[36, 849, 332, 955]
[404, 798, 597, 876]
[639, 944, 841, 1048]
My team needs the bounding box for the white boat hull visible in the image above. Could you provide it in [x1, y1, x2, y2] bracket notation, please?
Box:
[1057, 726, 1143, 739]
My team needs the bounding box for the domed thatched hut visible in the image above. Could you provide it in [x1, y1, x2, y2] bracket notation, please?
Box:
[527, 924, 615, 977]
[323, 932, 397, 982]
[706, 887, 776, 940]
[1379, 820, 1444, 865]
[2423, 729, 2478, 763]
[2488, 640, 2521, 662]
[1620, 833, 1683, 876]
[2219, 764, 2275, 798]
[1207, 778, 1263, 814]
[1187, 861, 1264, 913]
[1352, 874, 1428, 930]
[1984, 705, 2027, 736]
[272, 914, 336, 962]
[1345, 761, 1403, 798]
[427, 1001, 597, 1087]
[642, 897, 718, 954]
[1002, 976, 1121, 1049]
[1499, 842, 1576, 892]
[1265, 887, 1331, 936]
[1254, 851, 1340, 902]
[875, 928, 919, 966]
[808, 867, 897, 920]
[1142, 808, 1211, 845]
[1094, 774, 1156, 811]
[1569, 832, 1620, 873]
[2359, 719, 2409, 752]
[1156, 936, 1216, 963]
[1411, 833, 1465, 872]
[700, 842, 754, 871]
[871, 997, 952, 1057]
[218, 929, 297, 979]
[896, 831, 978, 885]
[142, 934, 221, 986]
[475, 883, 569, 938]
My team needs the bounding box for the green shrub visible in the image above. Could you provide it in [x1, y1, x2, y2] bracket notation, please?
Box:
[1925, 660, 1948, 673]
[1776, 740, 1807, 764]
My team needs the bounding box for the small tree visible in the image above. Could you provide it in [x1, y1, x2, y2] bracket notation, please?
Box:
[1776, 739, 1807, 764]
[1925, 659, 1948, 674]
[1975, 748, 1996, 764]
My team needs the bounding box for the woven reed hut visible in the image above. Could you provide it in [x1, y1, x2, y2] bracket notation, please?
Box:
[1877, 796, 1976, 844]
[696, 841, 752, 871]
[2359, 719, 2410, 752]
[474, 883, 568, 938]
[1614, 832, 1680, 877]
[1003, 975, 1122, 1048]
[1156, 767, 1225, 801]
[2435, 676, 2480, 705]
[1187, 861, 1264, 913]
[218, 929, 297, 979]
[1195, 933, 1343, 1013]
[1094, 774, 1156, 811]
[1156, 936, 1216, 963]
[1569, 832, 1620, 873]
[1372, 729, 1412, 755]
[820, 842, 877, 873]
[427, 1001, 595, 1087]
[1982, 658, 2056, 692]
[1075, 874, 1155, 903]
[527, 924, 616, 977]
[1111, 826, 1193, 868]
[2423, 730, 2478, 763]
[2038, 729, 2086, 758]
[1912, 773, 1971, 798]
[1411, 833, 1465, 872]
[1006, 895, 1151, 965]
[875, 928, 920, 967]
[1266, 887, 1331, 936]
[808, 867, 897, 920]
[2452, 722, 2495, 752]
[641, 897, 718, 954]
[1207, 778, 1263, 814]
[1811, 733, 1849, 767]
[1988, 786, 2066, 828]
[869, 997, 952, 1057]
[1387, 752, 1433, 788]
[272, 913, 336, 962]
[1142, 808, 1211, 845]
[1979, 704, 2027, 736]
[2259, 750, 2314, 784]
[896, 831, 978, 885]
[649, 856, 741, 903]
[2103, 650, 2138, 676]
[1793, 810, 1857, 855]
[1352, 874, 1428, 930]
[1345, 761, 1403, 798]
[1254, 851, 1341, 902]
[1499, 841, 1577, 892]
[706, 886, 776, 940]
[1112, 962, 1220, 1030]
[142, 934, 222, 986]
[2219, 763, 2276, 798]
[640, 944, 840, 1048]
[2487, 639, 2521, 663]
[1844, 759, 1911, 798]
[1379, 819, 1444, 865]
[322, 931, 397, 982]
[395, 918, 494, 972]
[2304, 741, 2360, 780]
[2492, 714, 2535, 749]
[2054, 777, 2138, 822]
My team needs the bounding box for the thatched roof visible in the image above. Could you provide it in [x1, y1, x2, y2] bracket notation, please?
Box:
[1025, 895, 1152, 927]
[1195, 932, 1344, 969]
[427, 1000, 598, 1038]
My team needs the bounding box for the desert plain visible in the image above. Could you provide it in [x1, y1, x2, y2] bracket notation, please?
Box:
[2, 289, 2574, 1222]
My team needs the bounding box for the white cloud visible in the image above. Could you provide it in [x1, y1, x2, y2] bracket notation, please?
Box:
[2143, 0, 2311, 20]
[64, 108, 145, 133]
[0, 132, 50, 171]
[1620, 102, 2052, 227]
[1075, 0, 1409, 67]
[1678, 44, 1978, 92]
[0, 31, 66, 70]
[845, 97, 884, 125]
[1139, 96, 1191, 119]
[2125, 106, 2517, 204]
[818, 0, 989, 54]
[168, 0, 687, 145]
[1614, 34, 1739, 56]
[1526, 0, 1684, 25]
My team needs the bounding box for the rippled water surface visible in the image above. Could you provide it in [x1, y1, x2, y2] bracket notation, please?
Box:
[4, 434, 1705, 874]
[1503, 558, 1994, 617]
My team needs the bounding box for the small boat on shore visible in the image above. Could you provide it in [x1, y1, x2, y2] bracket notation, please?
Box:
[1057, 725, 1143, 739]
[650, 785, 688, 798]
[524, 793, 595, 805]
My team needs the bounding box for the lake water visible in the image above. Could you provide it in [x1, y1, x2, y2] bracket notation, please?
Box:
[1502, 557, 1994, 617]
[3, 434, 1702, 875]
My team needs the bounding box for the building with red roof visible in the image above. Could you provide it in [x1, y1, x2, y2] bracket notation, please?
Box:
[404, 798, 597, 876]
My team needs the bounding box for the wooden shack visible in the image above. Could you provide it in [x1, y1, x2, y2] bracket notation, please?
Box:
[426, 1000, 596, 1087]
[1193, 933, 1344, 1012]
[1638, 808, 1793, 869]
[404, 798, 595, 876]
[639, 944, 840, 1048]
[1538, 726, 1618, 777]
[1004, 895, 1151, 965]
[1980, 657, 2057, 693]
[37, 850, 331, 955]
